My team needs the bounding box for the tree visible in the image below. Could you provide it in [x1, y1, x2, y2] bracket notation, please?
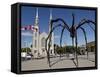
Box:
[21, 47, 31, 53]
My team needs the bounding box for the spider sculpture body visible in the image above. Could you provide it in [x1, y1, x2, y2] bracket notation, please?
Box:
[45, 14, 95, 67]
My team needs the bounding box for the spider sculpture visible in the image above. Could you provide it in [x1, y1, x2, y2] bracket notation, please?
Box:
[45, 13, 95, 67]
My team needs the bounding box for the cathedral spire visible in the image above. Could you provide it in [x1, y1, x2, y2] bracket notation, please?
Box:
[35, 8, 39, 26]
[36, 8, 38, 19]
[49, 9, 52, 32]
[50, 9, 52, 20]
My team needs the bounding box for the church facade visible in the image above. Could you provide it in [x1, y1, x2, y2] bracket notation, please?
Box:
[32, 8, 54, 58]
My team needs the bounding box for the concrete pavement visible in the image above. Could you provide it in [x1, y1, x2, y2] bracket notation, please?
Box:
[21, 54, 95, 71]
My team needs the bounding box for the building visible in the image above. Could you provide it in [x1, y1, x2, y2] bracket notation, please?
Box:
[32, 8, 54, 58]
[87, 41, 95, 52]
[79, 41, 95, 55]
[79, 45, 86, 55]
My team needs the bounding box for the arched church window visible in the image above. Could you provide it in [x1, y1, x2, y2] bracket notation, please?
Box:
[34, 50, 37, 53]
[41, 37, 45, 47]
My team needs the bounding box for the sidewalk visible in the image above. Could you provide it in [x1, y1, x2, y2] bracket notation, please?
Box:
[21, 54, 95, 71]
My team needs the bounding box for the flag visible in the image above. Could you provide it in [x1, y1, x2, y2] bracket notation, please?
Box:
[21, 27, 25, 30]
[27, 25, 32, 30]
[21, 25, 38, 31]
[21, 25, 31, 30]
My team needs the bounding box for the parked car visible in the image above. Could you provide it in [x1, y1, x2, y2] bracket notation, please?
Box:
[21, 52, 27, 61]
[26, 53, 33, 60]
[21, 52, 33, 61]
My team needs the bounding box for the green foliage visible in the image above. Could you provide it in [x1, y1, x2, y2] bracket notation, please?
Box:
[21, 47, 31, 52]
[76, 47, 81, 55]
[54, 44, 81, 55]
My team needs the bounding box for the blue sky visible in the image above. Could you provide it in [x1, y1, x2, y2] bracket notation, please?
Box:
[21, 6, 95, 48]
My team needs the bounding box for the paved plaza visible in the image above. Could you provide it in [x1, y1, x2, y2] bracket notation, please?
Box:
[21, 53, 95, 71]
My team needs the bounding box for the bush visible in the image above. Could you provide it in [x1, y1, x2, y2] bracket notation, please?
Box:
[54, 44, 81, 55]
[21, 47, 31, 53]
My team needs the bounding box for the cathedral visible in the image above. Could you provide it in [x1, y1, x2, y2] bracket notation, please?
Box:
[32, 8, 54, 58]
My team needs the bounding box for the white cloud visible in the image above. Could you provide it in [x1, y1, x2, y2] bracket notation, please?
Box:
[21, 32, 32, 36]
